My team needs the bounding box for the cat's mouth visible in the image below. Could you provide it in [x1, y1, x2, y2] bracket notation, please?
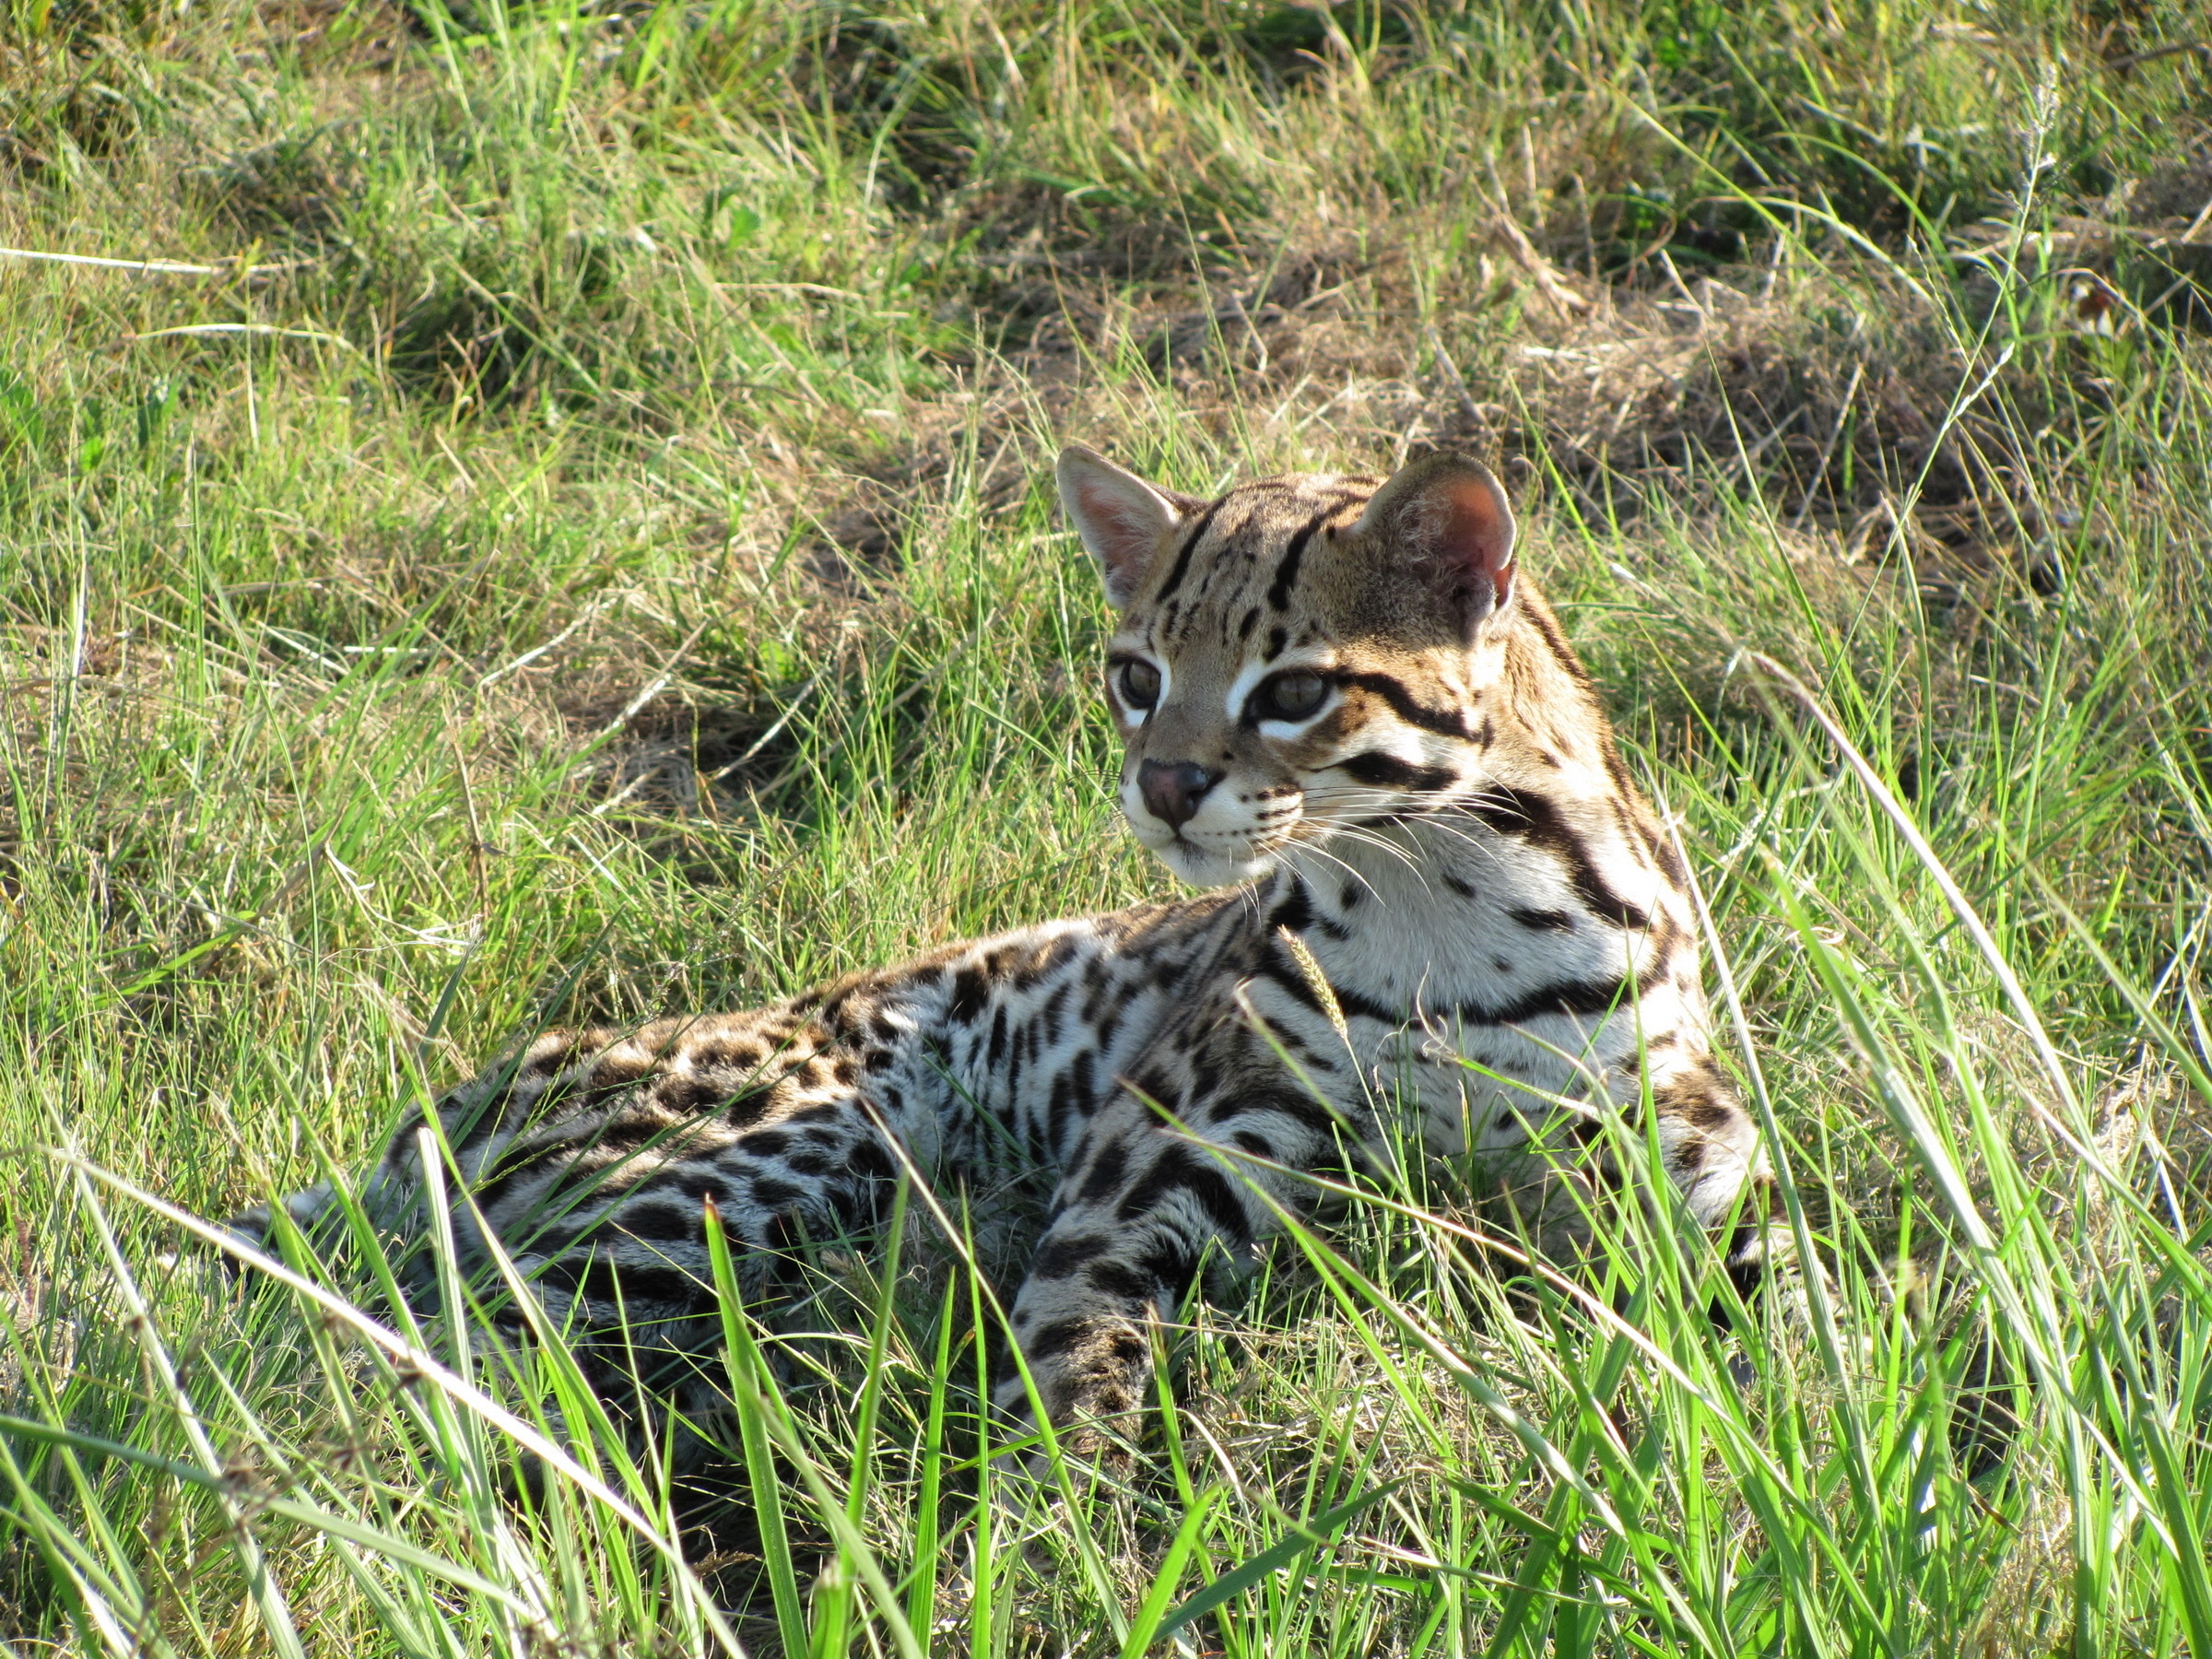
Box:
[1119, 815, 1284, 888]
[1156, 839, 1283, 888]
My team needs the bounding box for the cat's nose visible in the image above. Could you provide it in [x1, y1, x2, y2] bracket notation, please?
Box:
[1137, 759, 1221, 829]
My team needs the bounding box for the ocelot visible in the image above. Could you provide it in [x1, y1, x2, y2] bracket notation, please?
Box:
[232, 446, 1774, 1453]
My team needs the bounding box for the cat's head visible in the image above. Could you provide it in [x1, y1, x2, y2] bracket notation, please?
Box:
[1059, 443, 1524, 888]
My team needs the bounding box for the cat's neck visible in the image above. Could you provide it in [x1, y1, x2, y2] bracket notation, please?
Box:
[1262, 594, 1645, 1009]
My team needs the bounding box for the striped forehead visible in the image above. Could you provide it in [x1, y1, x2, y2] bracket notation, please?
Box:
[1134, 474, 1378, 651]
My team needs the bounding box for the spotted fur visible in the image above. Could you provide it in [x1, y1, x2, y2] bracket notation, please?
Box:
[232, 447, 1773, 1449]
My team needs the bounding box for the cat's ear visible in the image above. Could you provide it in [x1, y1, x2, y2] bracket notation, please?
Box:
[1355, 453, 1517, 639]
[1057, 444, 1204, 609]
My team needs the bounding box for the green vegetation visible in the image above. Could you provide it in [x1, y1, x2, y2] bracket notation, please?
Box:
[5, 0, 2211, 1651]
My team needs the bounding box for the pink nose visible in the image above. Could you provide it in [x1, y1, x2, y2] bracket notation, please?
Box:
[1138, 760, 1220, 829]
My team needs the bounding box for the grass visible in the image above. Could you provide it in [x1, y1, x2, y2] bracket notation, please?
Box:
[4, 0, 2212, 1651]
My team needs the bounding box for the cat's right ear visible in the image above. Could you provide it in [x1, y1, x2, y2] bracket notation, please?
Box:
[1057, 445, 1204, 609]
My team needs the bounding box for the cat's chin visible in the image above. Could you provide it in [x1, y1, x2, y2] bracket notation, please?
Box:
[1147, 840, 1281, 889]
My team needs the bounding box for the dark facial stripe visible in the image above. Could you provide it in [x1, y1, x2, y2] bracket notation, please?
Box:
[1463, 786, 1653, 931]
[1265, 501, 1341, 611]
[1338, 751, 1459, 794]
[1335, 670, 1477, 741]
[1151, 497, 1227, 605]
[1524, 602, 1593, 687]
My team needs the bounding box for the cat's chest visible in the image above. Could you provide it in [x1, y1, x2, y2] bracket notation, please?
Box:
[1310, 838, 1642, 1009]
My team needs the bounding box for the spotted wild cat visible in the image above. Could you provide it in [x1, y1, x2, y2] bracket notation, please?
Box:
[232, 446, 1774, 1449]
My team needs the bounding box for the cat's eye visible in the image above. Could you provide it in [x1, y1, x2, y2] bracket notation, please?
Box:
[1115, 658, 1161, 711]
[1251, 671, 1329, 724]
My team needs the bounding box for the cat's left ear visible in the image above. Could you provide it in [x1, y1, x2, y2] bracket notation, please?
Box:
[1355, 453, 1517, 640]
[1058, 444, 1206, 609]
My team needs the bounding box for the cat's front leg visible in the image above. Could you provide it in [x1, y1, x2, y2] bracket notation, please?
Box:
[994, 1084, 1335, 1452]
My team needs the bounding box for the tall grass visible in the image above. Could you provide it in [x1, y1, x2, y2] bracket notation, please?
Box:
[4, 0, 2211, 1652]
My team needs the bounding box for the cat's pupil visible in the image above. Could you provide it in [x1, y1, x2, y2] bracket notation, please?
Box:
[1118, 659, 1161, 709]
[1255, 671, 1325, 722]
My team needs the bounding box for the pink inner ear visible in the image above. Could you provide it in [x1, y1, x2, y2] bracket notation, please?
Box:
[1431, 474, 1514, 611]
[1078, 480, 1159, 584]
[1441, 476, 1512, 580]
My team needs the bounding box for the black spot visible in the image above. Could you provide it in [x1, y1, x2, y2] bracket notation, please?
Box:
[1340, 752, 1458, 793]
[750, 1175, 803, 1208]
[1340, 881, 1364, 910]
[610, 1197, 706, 1240]
[544, 1256, 700, 1312]
[1267, 877, 1314, 934]
[1189, 1051, 1223, 1103]
[1087, 1259, 1157, 1302]
[1656, 1073, 1739, 1131]
[720, 1087, 777, 1130]
[1030, 1231, 1111, 1279]
[1232, 1130, 1277, 1159]
[1128, 1066, 1180, 1111]
[653, 1075, 725, 1115]
[1265, 623, 1288, 660]
[628, 1164, 727, 1206]
[849, 1139, 894, 1179]
[1508, 907, 1577, 933]
[1441, 872, 1477, 900]
[1121, 1145, 1253, 1242]
[1137, 1237, 1200, 1290]
[1022, 1317, 1088, 1359]
[1492, 958, 1512, 973]
[1076, 1141, 1129, 1203]
[947, 967, 991, 1023]
[583, 1060, 654, 1108]
[1237, 606, 1262, 640]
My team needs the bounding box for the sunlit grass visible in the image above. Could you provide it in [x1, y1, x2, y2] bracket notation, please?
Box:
[5, 0, 2211, 1652]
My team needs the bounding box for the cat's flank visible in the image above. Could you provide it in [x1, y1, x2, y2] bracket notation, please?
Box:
[234, 446, 1772, 1449]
